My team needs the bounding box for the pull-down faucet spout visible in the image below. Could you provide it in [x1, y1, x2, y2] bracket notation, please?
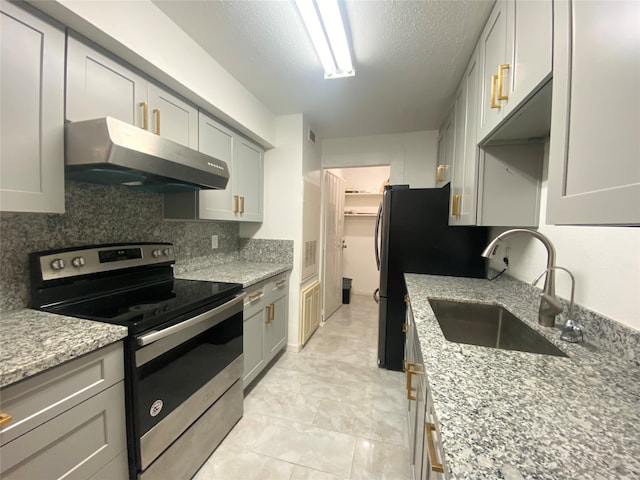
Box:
[482, 229, 561, 327]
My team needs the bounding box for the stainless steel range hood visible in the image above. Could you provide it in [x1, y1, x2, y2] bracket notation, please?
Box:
[65, 117, 229, 193]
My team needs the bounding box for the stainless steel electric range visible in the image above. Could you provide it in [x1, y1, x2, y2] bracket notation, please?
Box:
[29, 243, 245, 480]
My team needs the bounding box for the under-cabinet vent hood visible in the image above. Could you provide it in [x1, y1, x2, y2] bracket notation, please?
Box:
[65, 117, 229, 193]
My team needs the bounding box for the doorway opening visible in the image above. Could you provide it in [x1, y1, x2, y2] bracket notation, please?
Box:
[321, 165, 390, 323]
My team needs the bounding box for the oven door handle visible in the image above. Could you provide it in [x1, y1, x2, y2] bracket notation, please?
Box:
[137, 292, 246, 347]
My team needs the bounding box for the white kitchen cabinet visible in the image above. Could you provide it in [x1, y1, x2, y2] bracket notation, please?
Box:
[66, 32, 198, 149]
[164, 111, 264, 222]
[477, 0, 552, 143]
[242, 273, 289, 388]
[449, 46, 480, 225]
[547, 0, 640, 225]
[404, 299, 447, 480]
[435, 109, 455, 187]
[0, 1, 64, 214]
[0, 342, 127, 480]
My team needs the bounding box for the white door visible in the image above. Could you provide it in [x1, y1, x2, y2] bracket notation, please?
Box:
[322, 171, 345, 321]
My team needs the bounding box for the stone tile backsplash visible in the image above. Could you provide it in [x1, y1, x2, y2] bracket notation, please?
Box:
[0, 181, 247, 312]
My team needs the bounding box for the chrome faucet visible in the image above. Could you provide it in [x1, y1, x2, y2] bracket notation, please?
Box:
[533, 266, 584, 343]
[481, 229, 562, 327]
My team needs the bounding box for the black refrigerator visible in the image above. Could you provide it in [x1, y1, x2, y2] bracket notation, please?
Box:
[374, 184, 489, 371]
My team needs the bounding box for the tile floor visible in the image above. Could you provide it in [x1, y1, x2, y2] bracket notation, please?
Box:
[194, 294, 412, 480]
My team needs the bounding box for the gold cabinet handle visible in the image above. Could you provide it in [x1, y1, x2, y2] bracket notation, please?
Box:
[240, 196, 245, 214]
[497, 64, 510, 101]
[265, 304, 272, 324]
[275, 279, 286, 288]
[426, 422, 445, 473]
[139, 102, 149, 130]
[452, 194, 462, 217]
[0, 413, 12, 427]
[234, 195, 240, 213]
[153, 108, 161, 135]
[402, 322, 408, 333]
[436, 164, 446, 182]
[248, 291, 264, 301]
[270, 303, 275, 322]
[490, 74, 500, 109]
[405, 362, 421, 401]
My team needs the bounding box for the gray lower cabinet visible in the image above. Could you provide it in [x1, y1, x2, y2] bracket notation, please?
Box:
[0, 0, 65, 214]
[243, 273, 289, 388]
[405, 299, 447, 480]
[0, 342, 127, 480]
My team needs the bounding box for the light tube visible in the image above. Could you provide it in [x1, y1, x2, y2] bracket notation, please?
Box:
[316, 0, 353, 75]
[295, 0, 336, 76]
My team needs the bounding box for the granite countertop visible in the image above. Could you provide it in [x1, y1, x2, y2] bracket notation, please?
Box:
[404, 273, 640, 480]
[176, 261, 292, 288]
[0, 309, 127, 389]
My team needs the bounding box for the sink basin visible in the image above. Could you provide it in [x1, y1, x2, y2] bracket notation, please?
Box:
[428, 299, 567, 357]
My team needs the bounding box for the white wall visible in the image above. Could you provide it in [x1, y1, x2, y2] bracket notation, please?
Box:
[241, 114, 307, 350]
[31, 0, 276, 147]
[321, 131, 439, 187]
[489, 142, 640, 331]
[331, 166, 391, 193]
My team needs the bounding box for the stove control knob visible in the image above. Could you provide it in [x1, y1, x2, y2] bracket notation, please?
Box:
[152, 249, 162, 258]
[163, 248, 172, 257]
[72, 256, 85, 268]
[50, 259, 65, 270]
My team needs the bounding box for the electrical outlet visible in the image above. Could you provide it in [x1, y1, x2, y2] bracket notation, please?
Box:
[211, 235, 219, 249]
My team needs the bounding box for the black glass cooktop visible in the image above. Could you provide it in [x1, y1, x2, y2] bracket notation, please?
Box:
[44, 278, 242, 335]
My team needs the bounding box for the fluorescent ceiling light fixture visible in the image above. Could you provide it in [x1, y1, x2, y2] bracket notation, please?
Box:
[295, 0, 355, 79]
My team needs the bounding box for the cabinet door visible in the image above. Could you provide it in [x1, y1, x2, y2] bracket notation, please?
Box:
[66, 33, 147, 128]
[235, 138, 264, 222]
[450, 47, 480, 226]
[197, 112, 236, 220]
[243, 307, 265, 387]
[503, 0, 552, 117]
[264, 294, 287, 362]
[1, 382, 126, 480]
[147, 83, 197, 148]
[0, 2, 64, 213]
[412, 340, 426, 480]
[477, 0, 508, 142]
[547, 0, 640, 225]
[436, 109, 455, 188]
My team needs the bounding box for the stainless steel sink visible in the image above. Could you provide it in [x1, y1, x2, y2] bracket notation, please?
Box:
[428, 299, 568, 357]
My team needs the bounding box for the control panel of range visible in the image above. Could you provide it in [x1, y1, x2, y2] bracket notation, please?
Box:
[35, 244, 175, 282]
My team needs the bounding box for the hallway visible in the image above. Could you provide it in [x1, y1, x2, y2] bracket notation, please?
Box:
[194, 294, 411, 479]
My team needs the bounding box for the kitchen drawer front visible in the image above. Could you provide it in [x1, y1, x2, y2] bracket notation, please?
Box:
[0, 342, 123, 445]
[244, 282, 268, 318]
[267, 273, 289, 302]
[1, 381, 127, 480]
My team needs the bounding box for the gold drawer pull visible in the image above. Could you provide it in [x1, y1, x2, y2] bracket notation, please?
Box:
[490, 74, 500, 109]
[275, 279, 286, 288]
[265, 304, 272, 324]
[234, 195, 240, 213]
[139, 102, 149, 130]
[248, 291, 264, 301]
[452, 194, 461, 217]
[497, 64, 510, 101]
[436, 164, 446, 182]
[240, 196, 245, 214]
[405, 362, 421, 401]
[426, 422, 445, 473]
[0, 413, 12, 427]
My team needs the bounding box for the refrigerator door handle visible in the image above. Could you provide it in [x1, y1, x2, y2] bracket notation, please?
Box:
[374, 201, 383, 271]
[373, 288, 380, 304]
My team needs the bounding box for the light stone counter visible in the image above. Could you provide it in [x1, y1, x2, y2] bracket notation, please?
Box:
[404, 273, 640, 480]
[177, 261, 292, 288]
[0, 309, 127, 388]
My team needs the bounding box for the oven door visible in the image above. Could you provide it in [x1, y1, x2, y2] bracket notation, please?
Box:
[132, 292, 245, 472]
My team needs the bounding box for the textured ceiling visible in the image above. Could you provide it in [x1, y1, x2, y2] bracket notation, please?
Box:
[153, 0, 494, 139]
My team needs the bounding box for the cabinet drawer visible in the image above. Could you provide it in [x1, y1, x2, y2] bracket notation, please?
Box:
[0, 342, 123, 445]
[267, 274, 289, 301]
[1, 381, 127, 480]
[244, 284, 268, 318]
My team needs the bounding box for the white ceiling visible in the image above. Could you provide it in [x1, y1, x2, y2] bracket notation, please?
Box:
[153, 0, 494, 140]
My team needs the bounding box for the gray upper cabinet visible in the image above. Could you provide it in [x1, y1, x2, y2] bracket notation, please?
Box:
[547, 0, 640, 225]
[435, 109, 454, 187]
[164, 111, 264, 222]
[477, 0, 552, 143]
[66, 33, 198, 149]
[0, 1, 64, 214]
